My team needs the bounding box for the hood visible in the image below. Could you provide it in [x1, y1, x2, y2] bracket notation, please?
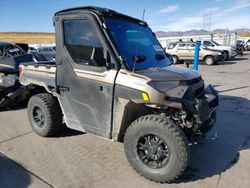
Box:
[136, 66, 200, 82]
[203, 48, 223, 53]
[208, 45, 231, 50]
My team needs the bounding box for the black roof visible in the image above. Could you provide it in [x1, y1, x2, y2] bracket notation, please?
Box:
[0, 41, 14, 47]
[54, 6, 147, 25]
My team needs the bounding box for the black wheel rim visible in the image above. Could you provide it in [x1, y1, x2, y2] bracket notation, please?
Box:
[32, 106, 45, 128]
[137, 134, 170, 169]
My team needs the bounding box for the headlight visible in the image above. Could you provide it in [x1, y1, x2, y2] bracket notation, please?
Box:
[148, 81, 180, 93]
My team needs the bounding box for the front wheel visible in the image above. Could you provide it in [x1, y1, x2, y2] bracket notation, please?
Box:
[223, 51, 229, 60]
[204, 56, 215, 65]
[172, 55, 179, 64]
[124, 114, 189, 183]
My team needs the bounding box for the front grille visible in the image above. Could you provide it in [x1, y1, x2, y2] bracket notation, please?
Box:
[183, 84, 205, 99]
[195, 86, 205, 97]
[180, 77, 202, 85]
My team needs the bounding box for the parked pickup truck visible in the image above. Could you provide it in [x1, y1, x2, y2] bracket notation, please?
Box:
[165, 41, 224, 65]
[19, 6, 218, 183]
[196, 40, 237, 60]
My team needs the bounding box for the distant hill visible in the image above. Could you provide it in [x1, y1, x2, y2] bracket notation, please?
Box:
[155, 28, 250, 37]
[1, 29, 249, 44]
[0, 32, 55, 44]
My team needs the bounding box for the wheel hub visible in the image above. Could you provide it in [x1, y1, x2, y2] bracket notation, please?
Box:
[32, 106, 45, 128]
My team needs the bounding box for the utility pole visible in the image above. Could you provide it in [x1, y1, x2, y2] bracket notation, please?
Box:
[203, 12, 212, 34]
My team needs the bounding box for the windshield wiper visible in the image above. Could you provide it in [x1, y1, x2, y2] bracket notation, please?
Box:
[155, 54, 165, 60]
[133, 55, 147, 63]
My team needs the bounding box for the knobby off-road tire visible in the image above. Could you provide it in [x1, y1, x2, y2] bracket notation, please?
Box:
[124, 114, 189, 183]
[28, 93, 63, 137]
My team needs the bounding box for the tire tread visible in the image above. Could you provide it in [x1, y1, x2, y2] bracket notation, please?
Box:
[28, 93, 62, 137]
[124, 114, 189, 183]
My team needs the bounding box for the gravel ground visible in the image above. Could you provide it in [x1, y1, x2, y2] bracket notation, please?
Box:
[0, 52, 250, 188]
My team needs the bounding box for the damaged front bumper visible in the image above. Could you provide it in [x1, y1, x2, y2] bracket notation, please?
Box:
[185, 84, 219, 135]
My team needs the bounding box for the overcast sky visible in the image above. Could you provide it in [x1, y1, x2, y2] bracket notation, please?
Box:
[0, 0, 249, 32]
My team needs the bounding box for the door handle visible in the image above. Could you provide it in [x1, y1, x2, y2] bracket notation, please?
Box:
[99, 85, 103, 91]
[99, 85, 110, 93]
[57, 86, 70, 92]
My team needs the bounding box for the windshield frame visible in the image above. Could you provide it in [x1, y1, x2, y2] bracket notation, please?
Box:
[211, 40, 220, 46]
[103, 16, 171, 71]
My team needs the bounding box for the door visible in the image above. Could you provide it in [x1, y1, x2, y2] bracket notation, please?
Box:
[186, 43, 195, 60]
[55, 15, 117, 138]
[176, 43, 189, 60]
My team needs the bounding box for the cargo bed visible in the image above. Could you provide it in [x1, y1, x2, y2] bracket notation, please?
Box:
[19, 61, 56, 92]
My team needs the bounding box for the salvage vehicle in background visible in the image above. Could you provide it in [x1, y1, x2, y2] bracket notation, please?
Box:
[34, 47, 56, 61]
[196, 40, 237, 60]
[0, 41, 42, 107]
[165, 42, 224, 65]
[235, 40, 245, 55]
[19, 7, 218, 183]
[28, 46, 37, 53]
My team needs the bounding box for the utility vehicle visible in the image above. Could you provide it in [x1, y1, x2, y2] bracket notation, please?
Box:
[19, 7, 218, 183]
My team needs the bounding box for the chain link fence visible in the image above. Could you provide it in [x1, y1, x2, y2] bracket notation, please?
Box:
[157, 33, 239, 48]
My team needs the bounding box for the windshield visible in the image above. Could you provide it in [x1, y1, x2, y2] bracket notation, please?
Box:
[200, 44, 207, 49]
[104, 17, 171, 71]
[212, 40, 220, 46]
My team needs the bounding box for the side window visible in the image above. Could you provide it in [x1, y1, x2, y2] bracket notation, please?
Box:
[63, 19, 106, 67]
[204, 41, 213, 46]
[186, 43, 195, 50]
[168, 43, 177, 49]
[177, 43, 186, 50]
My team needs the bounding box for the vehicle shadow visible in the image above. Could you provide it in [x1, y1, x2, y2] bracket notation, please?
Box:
[217, 61, 236, 65]
[0, 104, 27, 112]
[232, 57, 248, 61]
[0, 153, 31, 188]
[54, 125, 84, 138]
[176, 94, 250, 183]
[0, 104, 83, 138]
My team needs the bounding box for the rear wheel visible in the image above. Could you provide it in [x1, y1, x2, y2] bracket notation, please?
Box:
[28, 93, 63, 137]
[124, 114, 189, 183]
[223, 51, 229, 60]
[204, 56, 215, 65]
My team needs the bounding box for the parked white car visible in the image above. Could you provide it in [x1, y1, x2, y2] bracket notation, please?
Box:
[245, 39, 250, 51]
[196, 40, 237, 60]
